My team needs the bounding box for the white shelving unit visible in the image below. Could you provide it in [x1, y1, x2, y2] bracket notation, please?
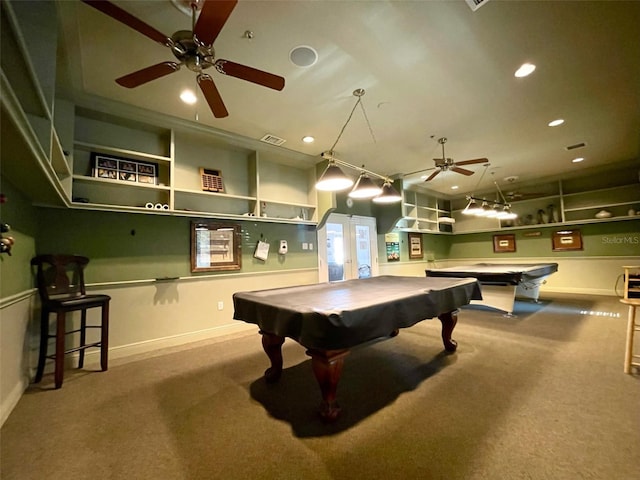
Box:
[65, 106, 318, 224]
[395, 189, 453, 233]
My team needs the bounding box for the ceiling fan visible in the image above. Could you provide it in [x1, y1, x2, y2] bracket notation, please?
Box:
[82, 0, 285, 118]
[406, 137, 488, 182]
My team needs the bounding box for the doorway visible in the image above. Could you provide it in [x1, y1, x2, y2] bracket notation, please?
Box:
[317, 214, 378, 282]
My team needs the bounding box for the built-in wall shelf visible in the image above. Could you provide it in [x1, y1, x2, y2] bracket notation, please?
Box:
[447, 166, 640, 234]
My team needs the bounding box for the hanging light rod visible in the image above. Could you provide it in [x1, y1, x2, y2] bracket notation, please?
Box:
[320, 151, 391, 183]
[315, 88, 401, 203]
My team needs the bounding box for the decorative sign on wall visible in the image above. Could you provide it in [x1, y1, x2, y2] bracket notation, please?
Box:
[552, 229, 583, 251]
[408, 232, 423, 259]
[493, 234, 516, 253]
[200, 168, 225, 193]
[91, 153, 157, 185]
[385, 232, 400, 261]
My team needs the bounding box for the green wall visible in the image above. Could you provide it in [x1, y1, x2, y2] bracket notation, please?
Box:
[377, 231, 451, 264]
[448, 221, 640, 258]
[35, 208, 318, 284]
[0, 179, 38, 297]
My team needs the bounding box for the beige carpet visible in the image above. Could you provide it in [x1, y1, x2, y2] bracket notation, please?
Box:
[1, 293, 638, 479]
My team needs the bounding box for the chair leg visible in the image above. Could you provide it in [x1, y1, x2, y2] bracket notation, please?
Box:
[35, 309, 49, 383]
[100, 302, 110, 372]
[54, 311, 66, 389]
[624, 305, 636, 374]
[78, 309, 87, 369]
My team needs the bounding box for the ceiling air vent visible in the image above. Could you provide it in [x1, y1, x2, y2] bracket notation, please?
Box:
[466, 0, 491, 11]
[565, 142, 587, 151]
[260, 134, 286, 146]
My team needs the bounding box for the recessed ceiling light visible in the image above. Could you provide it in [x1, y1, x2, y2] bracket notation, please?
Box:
[451, 185, 459, 190]
[548, 119, 564, 127]
[515, 63, 536, 77]
[180, 89, 197, 105]
[572, 157, 584, 163]
[302, 136, 315, 143]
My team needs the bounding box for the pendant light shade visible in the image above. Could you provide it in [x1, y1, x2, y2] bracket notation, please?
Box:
[372, 180, 402, 204]
[462, 198, 482, 215]
[315, 162, 354, 191]
[348, 173, 382, 199]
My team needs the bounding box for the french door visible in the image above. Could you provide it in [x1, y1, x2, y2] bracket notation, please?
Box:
[317, 214, 378, 282]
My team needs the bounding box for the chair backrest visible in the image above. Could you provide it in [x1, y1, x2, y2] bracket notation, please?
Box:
[31, 255, 90, 301]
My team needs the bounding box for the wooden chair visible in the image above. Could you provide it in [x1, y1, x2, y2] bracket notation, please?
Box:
[621, 266, 640, 374]
[31, 255, 111, 388]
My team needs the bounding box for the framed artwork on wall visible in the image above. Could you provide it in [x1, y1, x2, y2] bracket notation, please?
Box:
[552, 229, 583, 251]
[191, 222, 241, 272]
[408, 232, 423, 259]
[493, 234, 516, 253]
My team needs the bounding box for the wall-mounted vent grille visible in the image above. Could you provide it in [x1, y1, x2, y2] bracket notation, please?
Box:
[565, 142, 587, 151]
[466, 0, 491, 11]
[260, 134, 286, 146]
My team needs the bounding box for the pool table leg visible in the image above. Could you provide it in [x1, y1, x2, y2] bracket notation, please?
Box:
[306, 348, 350, 422]
[438, 309, 459, 352]
[260, 331, 285, 382]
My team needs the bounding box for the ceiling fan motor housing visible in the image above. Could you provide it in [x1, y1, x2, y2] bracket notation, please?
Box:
[171, 30, 215, 72]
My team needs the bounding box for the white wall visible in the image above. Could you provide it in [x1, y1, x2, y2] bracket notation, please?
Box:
[0, 268, 318, 426]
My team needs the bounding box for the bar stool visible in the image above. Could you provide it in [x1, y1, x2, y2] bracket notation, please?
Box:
[31, 254, 111, 388]
[621, 266, 640, 374]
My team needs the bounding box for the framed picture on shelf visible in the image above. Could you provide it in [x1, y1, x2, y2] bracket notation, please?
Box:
[91, 153, 157, 185]
[552, 229, 583, 251]
[493, 234, 516, 253]
[408, 232, 423, 259]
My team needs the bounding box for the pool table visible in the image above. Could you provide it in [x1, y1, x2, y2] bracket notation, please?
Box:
[426, 263, 558, 316]
[233, 275, 482, 421]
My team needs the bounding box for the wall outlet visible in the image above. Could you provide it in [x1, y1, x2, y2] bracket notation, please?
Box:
[217, 301, 224, 311]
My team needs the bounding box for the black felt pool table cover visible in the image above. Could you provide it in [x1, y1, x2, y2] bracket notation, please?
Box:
[233, 275, 482, 350]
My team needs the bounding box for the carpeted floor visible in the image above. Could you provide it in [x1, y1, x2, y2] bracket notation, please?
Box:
[1, 293, 638, 479]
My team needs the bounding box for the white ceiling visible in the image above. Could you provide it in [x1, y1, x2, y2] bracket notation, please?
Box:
[56, 0, 640, 197]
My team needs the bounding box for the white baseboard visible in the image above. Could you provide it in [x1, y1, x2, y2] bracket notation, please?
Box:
[1, 376, 28, 427]
[79, 322, 257, 367]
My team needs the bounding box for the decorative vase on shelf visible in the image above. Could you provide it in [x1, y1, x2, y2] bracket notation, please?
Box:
[547, 204, 559, 223]
[628, 208, 636, 216]
[595, 210, 612, 219]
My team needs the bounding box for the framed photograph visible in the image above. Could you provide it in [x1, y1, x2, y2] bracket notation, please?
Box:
[91, 153, 157, 185]
[493, 234, 516, 253]
[119, 171, 136, 182]
[97, 168, 117, 179]
[118, 160, 136, 172]
[408, 232, 423, 259]
[191, 222, 241, 272]
[552, 229, 583, 251]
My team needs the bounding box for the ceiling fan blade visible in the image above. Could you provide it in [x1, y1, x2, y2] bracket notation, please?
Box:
[215, 59, 285, 91]
[82, 0, 171, 46]
[194, 0, 238, 47]
[450, 166, 475, 176]
[198, 74, 229, 118]
[455, 157, 489, 166]
[115, 62, 180, 88]
[404, 167, 436, 177]
[425, 169, 441, 182]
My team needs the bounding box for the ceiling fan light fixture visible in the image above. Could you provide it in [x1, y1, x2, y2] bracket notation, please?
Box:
[372, 181, 402, 204]
[316, 162, 354, 191]
[180, 89, 197, 104]
[348, 173, 382, 199]
[515, 63, 536, 78]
